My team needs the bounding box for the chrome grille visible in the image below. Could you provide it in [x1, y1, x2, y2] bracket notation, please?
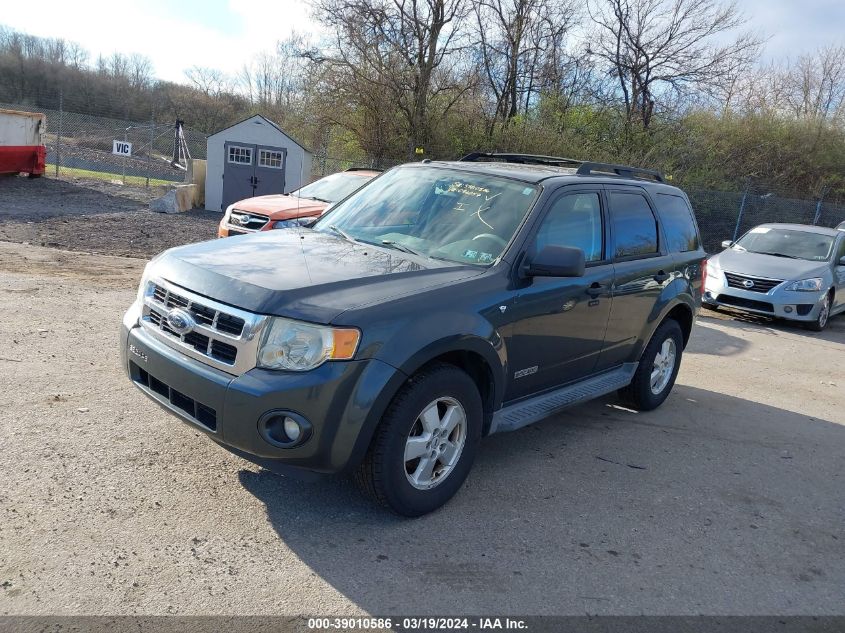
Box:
[228, 210, 270, 232]
[724, 272, 784, 294]
[140, 279, 268, 375]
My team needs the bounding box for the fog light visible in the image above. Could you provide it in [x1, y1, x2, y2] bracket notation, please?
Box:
[784, 306, 793, 313]
[283, 417, 302, 442]
[258, 410, 312, 448]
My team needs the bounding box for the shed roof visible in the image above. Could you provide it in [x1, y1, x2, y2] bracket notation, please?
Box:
[208, 114, 311, 154]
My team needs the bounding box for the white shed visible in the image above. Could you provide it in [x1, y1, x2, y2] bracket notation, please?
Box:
[205, 114, 313, 212]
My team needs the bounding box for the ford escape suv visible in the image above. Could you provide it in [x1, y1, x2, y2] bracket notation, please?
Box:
[121, 153, 705, 516]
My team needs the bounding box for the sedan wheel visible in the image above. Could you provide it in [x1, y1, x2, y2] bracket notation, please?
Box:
[805, 293, 831, 332]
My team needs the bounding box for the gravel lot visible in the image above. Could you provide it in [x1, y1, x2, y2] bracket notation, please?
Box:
[0, 175, 220, 258]
[1, 239, 843, 616]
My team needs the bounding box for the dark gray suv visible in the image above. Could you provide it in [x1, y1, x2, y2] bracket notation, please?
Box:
[121, 154, 705, 516]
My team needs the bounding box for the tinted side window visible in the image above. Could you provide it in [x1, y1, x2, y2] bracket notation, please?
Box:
[609, 193, 658, 258]
[655, 193, 699, 252]
[535, 193, 603, 262]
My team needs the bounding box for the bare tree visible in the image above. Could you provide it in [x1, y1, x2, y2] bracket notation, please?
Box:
[310, 0, 472, 157]
[782, 45, 845, 121]
[474, 0, 580, 133]
[588, 0, 760, 128]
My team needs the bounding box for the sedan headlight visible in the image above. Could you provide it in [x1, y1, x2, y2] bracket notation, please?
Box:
[257, 317, 360, 371]
[706, 261, 720, 278]
[785, 278, 823, 292]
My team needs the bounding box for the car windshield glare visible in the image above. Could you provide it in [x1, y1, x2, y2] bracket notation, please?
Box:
[295, 172, 369, 203]
[314, 166, 539, 265]
[734, 227, 835, 261]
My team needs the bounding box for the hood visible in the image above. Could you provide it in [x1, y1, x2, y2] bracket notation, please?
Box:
[152, 229, 482, 323]
[231, 194, 326, 219]
[711, 248, 829, 280]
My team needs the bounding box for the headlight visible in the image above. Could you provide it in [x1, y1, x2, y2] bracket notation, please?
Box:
[272, 219, 300, 229]
[785, 278, 823, 292]
[136, 264, 154, 305]
[706, 261, 720, 278]
[257, 317, 360, 371]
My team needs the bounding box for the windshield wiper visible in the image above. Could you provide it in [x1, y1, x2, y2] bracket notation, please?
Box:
[381, 240, 424, 257]
[328, 225, 357, 243]
[757, 251, 800, 259]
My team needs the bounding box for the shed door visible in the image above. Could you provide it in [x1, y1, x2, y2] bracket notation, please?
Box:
[254, 146, 287, 197]
[222, 143, 257, 210]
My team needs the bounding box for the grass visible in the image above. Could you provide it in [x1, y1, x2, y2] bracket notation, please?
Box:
[45, 164, 176, 187]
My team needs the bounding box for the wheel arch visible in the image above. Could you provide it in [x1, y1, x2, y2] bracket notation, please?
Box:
[397, 337, 506, 437]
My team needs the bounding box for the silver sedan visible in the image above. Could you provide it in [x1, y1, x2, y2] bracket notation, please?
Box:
[704, 223, 845, 331]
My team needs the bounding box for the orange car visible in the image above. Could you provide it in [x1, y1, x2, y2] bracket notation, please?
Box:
[218, 168, 380, 237]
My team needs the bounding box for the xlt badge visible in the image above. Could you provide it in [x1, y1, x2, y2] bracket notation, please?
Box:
[514, 366, 538, 379]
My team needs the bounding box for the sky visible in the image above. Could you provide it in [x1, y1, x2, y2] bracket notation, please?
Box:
[3, 0, 845, 85]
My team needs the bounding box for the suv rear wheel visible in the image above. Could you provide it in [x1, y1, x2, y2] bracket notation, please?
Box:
[355, 363, 482, 516]
[619, 319, 684, 411]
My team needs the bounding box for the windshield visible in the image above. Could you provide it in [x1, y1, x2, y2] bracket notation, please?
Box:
[733, 227, 835, 261]
[294, 172, 373, 203]
[314, 166, 539, 265]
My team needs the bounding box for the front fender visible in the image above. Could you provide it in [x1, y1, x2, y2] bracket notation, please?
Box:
[340, 312, 508, 470]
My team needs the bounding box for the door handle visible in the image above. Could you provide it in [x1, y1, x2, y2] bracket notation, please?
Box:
[586, 282, 605, 297]
[653, 270, 670, 283]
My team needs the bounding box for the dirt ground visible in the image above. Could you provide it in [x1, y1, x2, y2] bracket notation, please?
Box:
[0, 240, 843, 616]
[0, 175, 220, 258]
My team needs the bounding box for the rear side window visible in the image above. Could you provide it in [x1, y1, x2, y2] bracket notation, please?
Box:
[535, 192, 604, 262]
[609, 192, 658, 258]
[655, 194, 699, 252]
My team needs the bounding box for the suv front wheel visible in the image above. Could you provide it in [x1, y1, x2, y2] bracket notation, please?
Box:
[355, 363, 482, 516]
[619, 319, 684, 411]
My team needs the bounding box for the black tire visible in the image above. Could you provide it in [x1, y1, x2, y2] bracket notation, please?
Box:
[804, 291, 832, 332]
[618, 319, 684, 411]
[355, 363, 482, 517]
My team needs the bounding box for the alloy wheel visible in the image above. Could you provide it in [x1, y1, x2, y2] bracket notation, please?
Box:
[404, 397, 467, 490]
[650, 338, 677, 395]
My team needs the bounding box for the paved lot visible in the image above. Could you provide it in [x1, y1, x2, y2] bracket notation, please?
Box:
[0, 241, 843, 616]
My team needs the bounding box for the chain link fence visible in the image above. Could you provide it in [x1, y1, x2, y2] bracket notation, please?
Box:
[3, 88, 845, 236]
[2, 93, 207, 186]
[685, 184, 845, 253]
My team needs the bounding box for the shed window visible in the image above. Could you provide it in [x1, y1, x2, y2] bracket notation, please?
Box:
[228, 146, 252, 165]
[259, 149, 284, 169]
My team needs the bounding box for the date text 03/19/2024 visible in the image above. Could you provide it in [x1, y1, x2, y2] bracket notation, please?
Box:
[306, 617, 528, 630]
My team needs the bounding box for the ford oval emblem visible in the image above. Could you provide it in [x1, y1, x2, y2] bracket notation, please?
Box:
[166, 308, 196, 335]
[742, 279, 755, 288]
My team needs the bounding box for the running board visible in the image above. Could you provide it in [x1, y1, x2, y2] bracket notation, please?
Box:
[489, 363, 638, 434]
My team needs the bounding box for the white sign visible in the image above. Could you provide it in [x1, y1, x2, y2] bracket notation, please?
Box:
[112, 140, 132, 156]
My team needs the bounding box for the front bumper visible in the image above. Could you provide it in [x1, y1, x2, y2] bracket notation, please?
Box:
[703, 274, 824, 321]
[121, 306, 405, 474]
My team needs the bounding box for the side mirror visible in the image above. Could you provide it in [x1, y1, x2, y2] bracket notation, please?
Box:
[721, 240, 733, 249]
[525, 245, 585, 278]
[839, 256, 845, 266]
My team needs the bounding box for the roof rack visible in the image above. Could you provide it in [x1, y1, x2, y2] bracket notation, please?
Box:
[459, 152, 582, 167]
[459, 152, 665, 183]
[575, 161, 664, 183]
